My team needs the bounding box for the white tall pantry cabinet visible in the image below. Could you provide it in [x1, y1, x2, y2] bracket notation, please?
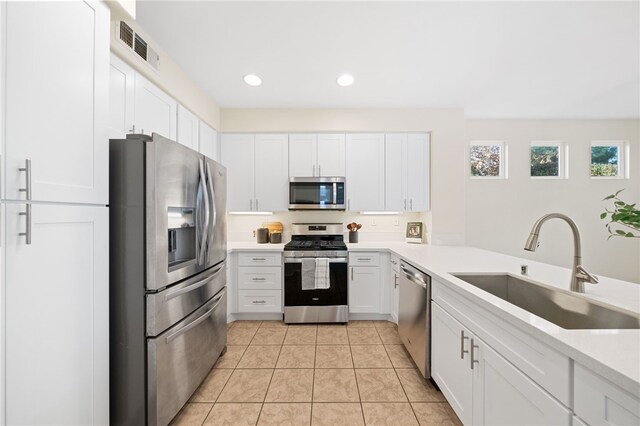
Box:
[1, 2, 110, 424]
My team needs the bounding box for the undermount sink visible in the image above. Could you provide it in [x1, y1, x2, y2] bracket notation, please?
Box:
[451, 273, 640, 330]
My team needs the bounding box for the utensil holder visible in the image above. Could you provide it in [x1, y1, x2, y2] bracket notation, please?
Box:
[349, 231, 358, 243]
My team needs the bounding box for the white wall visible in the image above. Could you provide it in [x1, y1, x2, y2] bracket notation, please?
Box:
[110, 20, 221, 129]
[465, 119, 640, 283]
[220, 108, 467, 245]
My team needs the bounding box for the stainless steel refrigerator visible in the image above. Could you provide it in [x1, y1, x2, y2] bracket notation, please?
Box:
[109, 133, 227, 426]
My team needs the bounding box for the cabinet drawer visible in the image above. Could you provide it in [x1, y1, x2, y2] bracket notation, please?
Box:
[349, 252, 380, 266]
[238, 267, 282, 290]
[238, 290, 282, 313]
[574, 363, 640, 426]
[238, 252, 282, 267]
[432, 280, 570, 406]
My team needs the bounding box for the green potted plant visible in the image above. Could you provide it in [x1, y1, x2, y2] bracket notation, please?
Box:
[601, 189, 640, 239]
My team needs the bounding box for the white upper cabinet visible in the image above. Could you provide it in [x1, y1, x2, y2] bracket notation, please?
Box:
[254, 134, 289, 212]
[289, 134, 317, 177]
[406, 133, 430, 211]
[4, 1, 110, 204]
[199, 121, 219, 161]
[176, 104, 200, 151]
[346, 134, 385, 211]
[221, 133, 289, 212]
[109, 54, 135, 139]
[134, 73, 177, 140]
[384, 133, 430, 212]
[289, 133, 345, 177]
[317, 134, 346, 176]
[221, 134, 255, 212]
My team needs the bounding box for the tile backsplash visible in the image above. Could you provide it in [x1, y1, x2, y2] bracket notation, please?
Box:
[227, 211, 426, 243]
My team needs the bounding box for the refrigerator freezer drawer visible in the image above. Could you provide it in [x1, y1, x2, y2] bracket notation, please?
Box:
[146, 262, 226, 336]
[147, 289, 227, 426]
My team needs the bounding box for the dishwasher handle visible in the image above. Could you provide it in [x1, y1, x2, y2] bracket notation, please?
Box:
[400, 265, 430, 289]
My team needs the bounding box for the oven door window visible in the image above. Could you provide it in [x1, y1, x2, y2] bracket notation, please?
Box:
[284, 262, 348, 306]
[289, 182, 335, 206]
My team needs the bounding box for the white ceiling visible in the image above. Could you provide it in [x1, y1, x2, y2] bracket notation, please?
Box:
[136, 1, 640, 118]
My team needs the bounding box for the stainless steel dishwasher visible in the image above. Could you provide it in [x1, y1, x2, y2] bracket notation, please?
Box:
[398, 260, 432, 378]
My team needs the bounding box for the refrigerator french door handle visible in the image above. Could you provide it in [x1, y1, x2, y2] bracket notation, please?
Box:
[197, 159, 210, 265]
[165, 289, 225, 343]
[206, 162, 217, 231]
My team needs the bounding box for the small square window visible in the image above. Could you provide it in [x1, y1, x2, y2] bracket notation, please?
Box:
[530, 141, 566, 179]
[470, 141, 506, 178]
[591, 141, 627, 178]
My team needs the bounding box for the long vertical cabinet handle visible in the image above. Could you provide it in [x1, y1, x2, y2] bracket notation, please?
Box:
[255, 199, 259, 211]
[19, 159, 32, 200]
[460, 330, 469, 359]
[404, 199, 407, 211]
[470, 338, 479, 369]
[19, 204, 32, 245]
[351, 268, 354, 281]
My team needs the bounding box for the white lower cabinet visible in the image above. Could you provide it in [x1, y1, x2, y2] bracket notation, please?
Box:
[432, 302, 571, 426]
[390, 255, 400, 322]
[348, 252, 382, 314]
[4, 203, 108, 425]
[235, 252, 283, 313]
[574, 363, 640, 426]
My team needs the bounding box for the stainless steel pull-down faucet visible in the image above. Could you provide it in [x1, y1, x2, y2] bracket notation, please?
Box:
[524, 213, 599, 293]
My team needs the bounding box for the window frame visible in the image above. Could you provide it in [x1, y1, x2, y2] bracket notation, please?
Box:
[590, 140, 628, 179]
[529, 141, 567, 180]
[469, 140, 507, 179]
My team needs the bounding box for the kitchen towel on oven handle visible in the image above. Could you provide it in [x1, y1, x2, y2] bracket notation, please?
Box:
[314, 258, 330, 289]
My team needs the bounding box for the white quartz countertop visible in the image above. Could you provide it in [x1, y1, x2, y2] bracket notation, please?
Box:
[228, 240, 640, 395]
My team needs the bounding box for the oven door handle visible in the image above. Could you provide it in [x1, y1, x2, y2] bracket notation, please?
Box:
[284, 257, 348, 263]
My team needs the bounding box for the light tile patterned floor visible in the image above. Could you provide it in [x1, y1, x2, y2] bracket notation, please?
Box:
[170, 320, 462, 426]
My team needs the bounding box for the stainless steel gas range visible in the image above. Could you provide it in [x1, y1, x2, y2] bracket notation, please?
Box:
[283, 223, 348, 323]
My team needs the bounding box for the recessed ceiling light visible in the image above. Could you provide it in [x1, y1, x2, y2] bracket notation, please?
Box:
[337, 74, 354, 87]
[243, 74, 262, 86]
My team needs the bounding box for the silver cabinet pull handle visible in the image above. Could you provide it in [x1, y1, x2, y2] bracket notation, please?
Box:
[19, 204, 32, 245]
[460, 330, 469, 359]
[252, 300, 266, 304]
[19, 159, 32, 200]
[165, 290, 225, 343]
[470, 338, 479, 369]
[252, 277, 266, 281]
[410, 199, 413, 210]
[252, 257, 266, 261]
[255, 199, 259, 211]
[357, 257, 371, 261]
[348, 199, 351, 210]
[351, 268, 354, 281]
[394, 274, 399, 288]
[404, 199, 407, 210]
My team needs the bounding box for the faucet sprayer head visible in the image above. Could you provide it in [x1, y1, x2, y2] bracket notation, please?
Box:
[524, 232, 539, 251]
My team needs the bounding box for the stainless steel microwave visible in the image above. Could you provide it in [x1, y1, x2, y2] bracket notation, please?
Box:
[289, 177, 346, 210]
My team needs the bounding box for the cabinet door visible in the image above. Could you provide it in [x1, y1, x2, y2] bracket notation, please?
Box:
[346, 134, 385, 211]
[254, 134, 289, 211]
[4, 1, 109, 204]
[289, 134, 317, 177]
[348, 266, 381, 313]
[406, 133, 430, 211]
[221, 134, 255, 211]
[5, 204, 108, 425]
[317, 134, 346, 176]
[109, 53, 135, 139]
[199, 121, 219, 161]
[134, 73, 177, 140]
[176, 104, 200, 151]
[473, 342, 571, 426]
[385, 134, 407, 211]
[432, 303, 473, 425]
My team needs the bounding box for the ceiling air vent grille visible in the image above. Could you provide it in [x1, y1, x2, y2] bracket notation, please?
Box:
[119, 21, 133, 48]
[116, 22, 160, 72]
[134, 34, 148, 61]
